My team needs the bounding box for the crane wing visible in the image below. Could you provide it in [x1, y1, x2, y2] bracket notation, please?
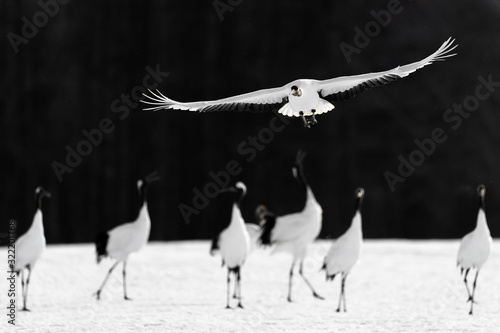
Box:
[316, 37, 457, 103]
[142, 85, 289, 113]
[270, 212, 311, 243]
[245, 223, 261, 252]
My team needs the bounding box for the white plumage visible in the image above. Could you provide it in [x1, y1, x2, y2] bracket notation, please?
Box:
[15, 212, 45, 273]
[322, 188, 364, 312]
[143, 38, 456, 127]
[94, 171, 160, 300]
[259, 151, 323, 302]
[457, 184, 492, 315]
[245, 223, 261, 253]
[210, 182, 251, 309]
[14, 186, 51, 311]
[211, 224, 259, 254]
[104, 204, 151, 260]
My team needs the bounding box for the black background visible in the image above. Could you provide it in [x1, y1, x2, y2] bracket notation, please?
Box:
[2, 0, 500, 243]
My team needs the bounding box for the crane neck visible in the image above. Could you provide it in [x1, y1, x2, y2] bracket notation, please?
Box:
[355, 196, 364, 213]
[475, 208, 489, 234]
[478, 192, 485, 210]
[30, 209, 45, 234]
[294, 165, 309, 192]
[34, 191, 45, 213]
[229, 203, 245, 229]
[351, 210, 362, 227]
[236, 190, 245, 208]
[139, 183, 149, 205]
[135, 183, 151, 225]
[32, 190, 46, 231]
[304, 186, 316, 204]
[139, 199, 148, 217]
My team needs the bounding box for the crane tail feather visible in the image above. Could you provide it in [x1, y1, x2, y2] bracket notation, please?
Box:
[259, 213, 277, 245]
[210, 234, 220, 256]
[95, 232, 109, 264]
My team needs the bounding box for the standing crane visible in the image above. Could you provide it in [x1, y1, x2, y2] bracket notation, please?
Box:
[94, 171, 160, 300]
[210, 182, 251, 309]
[259, 151, 324, 302]
[14, 186, 51, 311]
[322, 188, 364, 312]
[457, 184, 492, 315]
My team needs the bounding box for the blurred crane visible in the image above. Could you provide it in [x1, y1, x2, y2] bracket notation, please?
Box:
[210, 182, 251, 308]
[94, 171, 160, 300]
[457, 184, 492, 315]
[259, 151, 324, 302]
[322, 188, 364, 312]
[14, 186, 51, 311]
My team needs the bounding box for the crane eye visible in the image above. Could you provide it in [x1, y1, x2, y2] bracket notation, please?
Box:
[291, 85, 298, 91]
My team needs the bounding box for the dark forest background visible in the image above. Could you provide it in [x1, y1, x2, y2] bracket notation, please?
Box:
[2, 0, 500, 243]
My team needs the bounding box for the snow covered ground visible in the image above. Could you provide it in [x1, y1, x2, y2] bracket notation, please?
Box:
[1, 240, 499, 332]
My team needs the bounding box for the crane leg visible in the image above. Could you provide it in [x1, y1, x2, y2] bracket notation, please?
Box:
[20, 267, 31, 311]
[123, 261, 131, 300]
[20, 269, 25, 310]
[299, 261, 324, 300]
[95, 261, 120, 300]
[310, 109, 318, 124]
[287, 262, 295, 302]
[299, 112, 311, 128]
[237, 268, 244, 309]
[336, 281, 342, 312]
[469, 270, 480, 315]
[462, 268, 473, 303]
[341, 274, 347, 312]
[24, 266, 32, 311]
[226, 269, 232, 309]
[232, 270, 238, 299]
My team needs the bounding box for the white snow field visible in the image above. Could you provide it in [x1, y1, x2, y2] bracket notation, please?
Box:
[2, 240, 499, 332]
